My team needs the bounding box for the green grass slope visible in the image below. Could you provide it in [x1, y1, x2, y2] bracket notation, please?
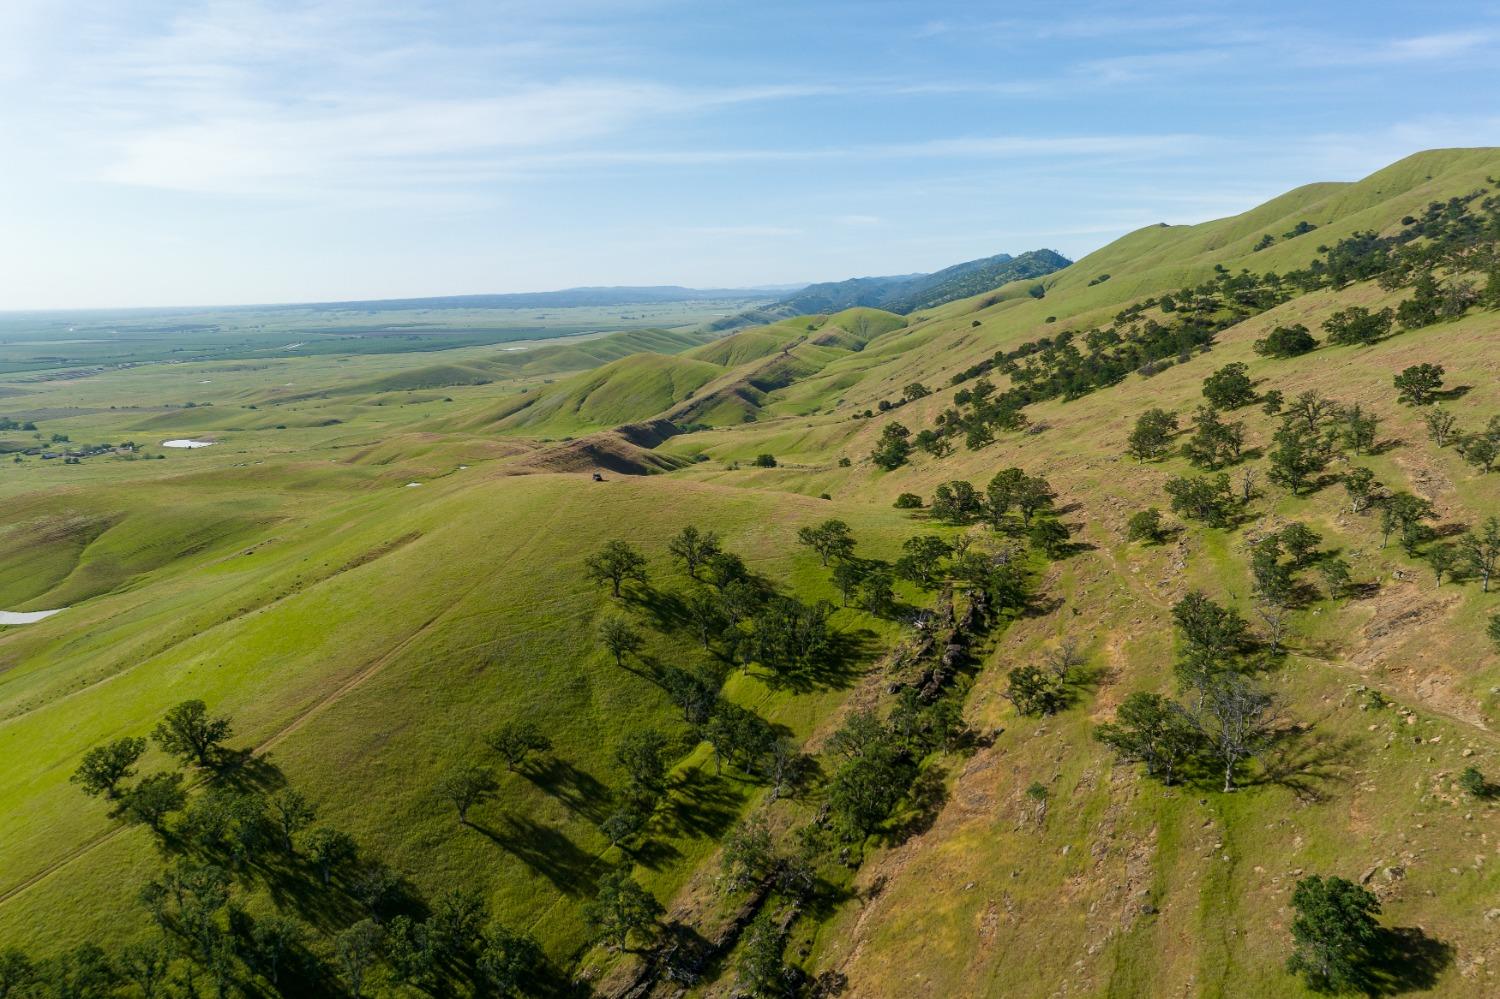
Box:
[3, 147, 1499, 999]
[0, 469, 917, 963]
[482, 353, 725, 436]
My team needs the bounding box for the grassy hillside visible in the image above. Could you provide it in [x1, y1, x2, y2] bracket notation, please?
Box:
[2, 147, 1498, 998]
[0, 472, 918, 961]
[484, 354, 724, 436]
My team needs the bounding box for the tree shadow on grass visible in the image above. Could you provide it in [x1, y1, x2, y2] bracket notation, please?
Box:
[522, 757, 615, 825]
[1060, 662, 1111, 710]
[1050, 525, 1098, 560]
[272, 954, 348, 999]
[621, 835, 683, 872]
[799, 874, 858, 924]
[254, 857, 365, 932]
[523, 958, 594, 999]
[1357, 925, 1454, 996]
[1430, 521, 1470, 540]
[883, 764, 949, 846]
[659, 768, 741, 841]
[1297, 636, 1346, 662]
[216, 750, 287, 795]
[1022, 594, 1065, 620]
[1252, 728, 1357, 803]
[757, 627, 876, 694]
[473, 814, 601, 897]
[629, 585, 690, 633]
[1286, 579, 1326, 610]
[1283, 473, 1341, 500]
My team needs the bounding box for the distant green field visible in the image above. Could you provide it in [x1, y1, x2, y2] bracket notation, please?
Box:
[0, 297, 771, 375]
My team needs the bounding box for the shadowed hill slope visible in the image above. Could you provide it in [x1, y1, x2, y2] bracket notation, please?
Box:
[739, 248, 1071, 323]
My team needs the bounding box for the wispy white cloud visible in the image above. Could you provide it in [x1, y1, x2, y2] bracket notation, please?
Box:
[1071, 48, 1237, 85]
[5, 0, 1500, 309]
[495, 132, 1208, 172]
[1284, 29, 1499, 68]
[96, 83, 711, 194]
[1359, 30, 1496, 62]
[677, 224, 805, 238]
[23, 2, 1061, 199]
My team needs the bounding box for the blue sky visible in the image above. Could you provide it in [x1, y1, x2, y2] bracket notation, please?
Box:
[3, 1, 1499, 309]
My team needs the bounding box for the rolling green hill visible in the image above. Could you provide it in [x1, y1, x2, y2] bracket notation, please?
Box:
[482, 353, 725, 436]
[1, 148, 1498, 999]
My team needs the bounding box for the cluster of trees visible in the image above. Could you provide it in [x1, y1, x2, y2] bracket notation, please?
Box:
[587, 529, 842, 687]
[56, 703, 547, 998]
[870, 422, 912, 470]
[1095, 592, 1282, 792]
[955, 265, 1266, 394]
[716, 547, 1028, 990]
[1249, 521, 1350, 613]
[1182, 406, 1247, 470]
[71, 700, 235, 835]
[1142, 387, 1394, 534]
[1419, 515, 1500, 595]
[1004, 639, 1086, 718]
[576, 514, 1040, 988]
[1141, 380, 1496, 629]
[1163, 470, 1243, 528]
[586, 528, 888, 804]
[1286, 190, 1500, 299]
[1322, 305, 1394, 346]
[1393, 269, 1483, 330]
[886, 471, 1071, 570]
[1252, 220, 1317, 251]
[875, 189, 1500, 475]
[923, 467, 1059, 532]
[2, 883, 540, 999]
[713, 667, 985, 991]
[1126, 407, 1180, 462]
[873, 261, 1319, 466]
[1267, 390, 1365, 495]
[930, 377, 1028, 451]
[791, 672, 975, 849]
[1419, 398, 1500, 477]
[582, 538, 826, 850]
[1343, 460, 1500, 595]
[824, 708, 932, 839]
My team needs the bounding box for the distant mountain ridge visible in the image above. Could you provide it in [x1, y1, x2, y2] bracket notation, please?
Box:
[290, 250, 1072, 318]
[731, 249, 1070, 326]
